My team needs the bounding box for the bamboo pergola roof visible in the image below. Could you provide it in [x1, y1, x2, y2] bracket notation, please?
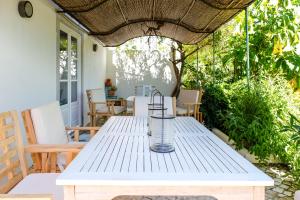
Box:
[52, 0, 253, 47]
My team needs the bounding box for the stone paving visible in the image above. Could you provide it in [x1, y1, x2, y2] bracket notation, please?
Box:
[257, 164, 298, 200]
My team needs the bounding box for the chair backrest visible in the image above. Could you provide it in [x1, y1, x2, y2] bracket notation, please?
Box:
[134, 85, 155, 96]
[177, 89, 202, 107]
[24, 102, 68, 145]
[87, 88, 106, 103]
[134, 96, 176, 116]
[0, 111, 27, 193]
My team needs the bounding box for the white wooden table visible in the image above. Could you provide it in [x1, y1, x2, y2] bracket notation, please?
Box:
[57, 116, 273, 200]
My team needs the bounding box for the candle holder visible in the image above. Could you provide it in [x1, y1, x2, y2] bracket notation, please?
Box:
[149, 96, 176, 153]
[147, 89, 167, 136]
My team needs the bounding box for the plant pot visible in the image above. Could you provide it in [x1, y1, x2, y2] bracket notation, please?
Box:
[108, 90, 115, 96]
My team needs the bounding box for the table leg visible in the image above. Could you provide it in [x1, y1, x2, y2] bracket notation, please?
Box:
[64, 186, 75, 200]
[253, 187, 265, 200]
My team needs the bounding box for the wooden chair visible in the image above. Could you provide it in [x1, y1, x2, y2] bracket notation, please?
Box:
[176, 88, 204, 122]
[0, 110, 79, 199]
[21, 101, 99, 172]
[134, 96, 176, 116]
[86, 88, 126, 126]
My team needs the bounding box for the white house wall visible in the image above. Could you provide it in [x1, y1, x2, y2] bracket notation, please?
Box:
[106, 48, 177, 98]
[0, 0, 57, 113]
[82, 35, 107, 125]
[0, 0, 107, 129]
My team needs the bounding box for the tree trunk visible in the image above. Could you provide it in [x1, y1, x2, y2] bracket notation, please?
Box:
[171, 42, 185, 97]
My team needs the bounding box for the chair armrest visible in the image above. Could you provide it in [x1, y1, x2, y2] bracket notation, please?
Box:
[65, 126, 100, 142]
[106, 101, 115, 106]
[24, 144, 84, 172]
[92, 101, 107, 104]
[24, 144, 84, 153]
[65, 127, 100, 131]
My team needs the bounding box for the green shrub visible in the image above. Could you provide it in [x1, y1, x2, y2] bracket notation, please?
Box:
[223, 83, 285, 160]
[283, 114, 300, 182]
[220, 75, 300, 183]
[200, 83, 229, 129]
[201, 75, 300, 181]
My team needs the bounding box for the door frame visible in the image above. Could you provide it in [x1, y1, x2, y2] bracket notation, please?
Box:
[57, 22, 82, 126]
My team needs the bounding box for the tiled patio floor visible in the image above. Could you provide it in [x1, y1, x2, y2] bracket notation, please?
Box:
[258, 164, 298, 200]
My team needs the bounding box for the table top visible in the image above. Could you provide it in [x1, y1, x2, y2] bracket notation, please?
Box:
[57, 116, 273, 187]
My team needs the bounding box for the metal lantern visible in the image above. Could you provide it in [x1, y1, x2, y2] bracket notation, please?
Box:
[149, 96, 176, 153]
[147, 89, 167, 136]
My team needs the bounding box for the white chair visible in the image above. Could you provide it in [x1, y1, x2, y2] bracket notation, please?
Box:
[0, 110, 69, 200]
[134, 85, 155, 96]
[295, 191, 300, 200]
[21, 101, 98, 172]
[126, 96, 135, 115]
[176, 89, 204, 122]
[87, 88, 126, 126]
[134, 96, 176, 116]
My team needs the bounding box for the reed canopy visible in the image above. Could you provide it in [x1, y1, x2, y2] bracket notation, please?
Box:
[52, 0, 253, 47]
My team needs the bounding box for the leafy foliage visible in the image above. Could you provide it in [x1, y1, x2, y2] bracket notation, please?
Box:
[182, 0, 300, 89]
[222, 76, 292, 160]
[200, 83, 229, 130]
[282, 114, 300, 181]
[201, 75, 300, 180]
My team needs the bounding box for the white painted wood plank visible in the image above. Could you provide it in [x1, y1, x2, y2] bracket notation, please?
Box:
[163, 153, 176, 173]
[137, 136, 144, 172]
[206, 134, 259, 173]
[156, 152, 167, 172]
[121, 136, 134, 172]
[104, 135, 125, 172]
[112, 136, 129, 172]
[169, 151, 184, 173]
[106, 117, 119, 132]
[80, 135, 111, 172]
[202, 136, 245, 173]
[185, 136, 223, 173]
[128, 136, 139, 172]
[200, 136, 241, 173]
[180, 118, 195, 133]
[184, 117, 205, 134]
[89, 135, 117, 172]
[143, 136, 152, 172]
[174, 139, 198, 173]
[181, 137, 215, 173]
[177, 137, 206, 173]
[197, 136, 236, 173]
[149, 139, 160, 172]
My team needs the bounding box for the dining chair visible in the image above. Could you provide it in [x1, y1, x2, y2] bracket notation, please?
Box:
[21, 101, 99, 172]
[176, 88, 204, 122]
[86, 88, 126, 126]
[134, 96, 176, 116]
[0, 110, 75, 200]
[295, 191, 300, 200]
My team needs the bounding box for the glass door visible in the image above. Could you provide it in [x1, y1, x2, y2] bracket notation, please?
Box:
[58, 24, 81, 126]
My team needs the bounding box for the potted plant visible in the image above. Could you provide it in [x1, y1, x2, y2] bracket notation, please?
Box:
[108, 85, 117, 96]
[105, 79, 112, 87]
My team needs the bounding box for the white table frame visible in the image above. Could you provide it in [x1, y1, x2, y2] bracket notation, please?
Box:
[57, 116, 273, 200]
